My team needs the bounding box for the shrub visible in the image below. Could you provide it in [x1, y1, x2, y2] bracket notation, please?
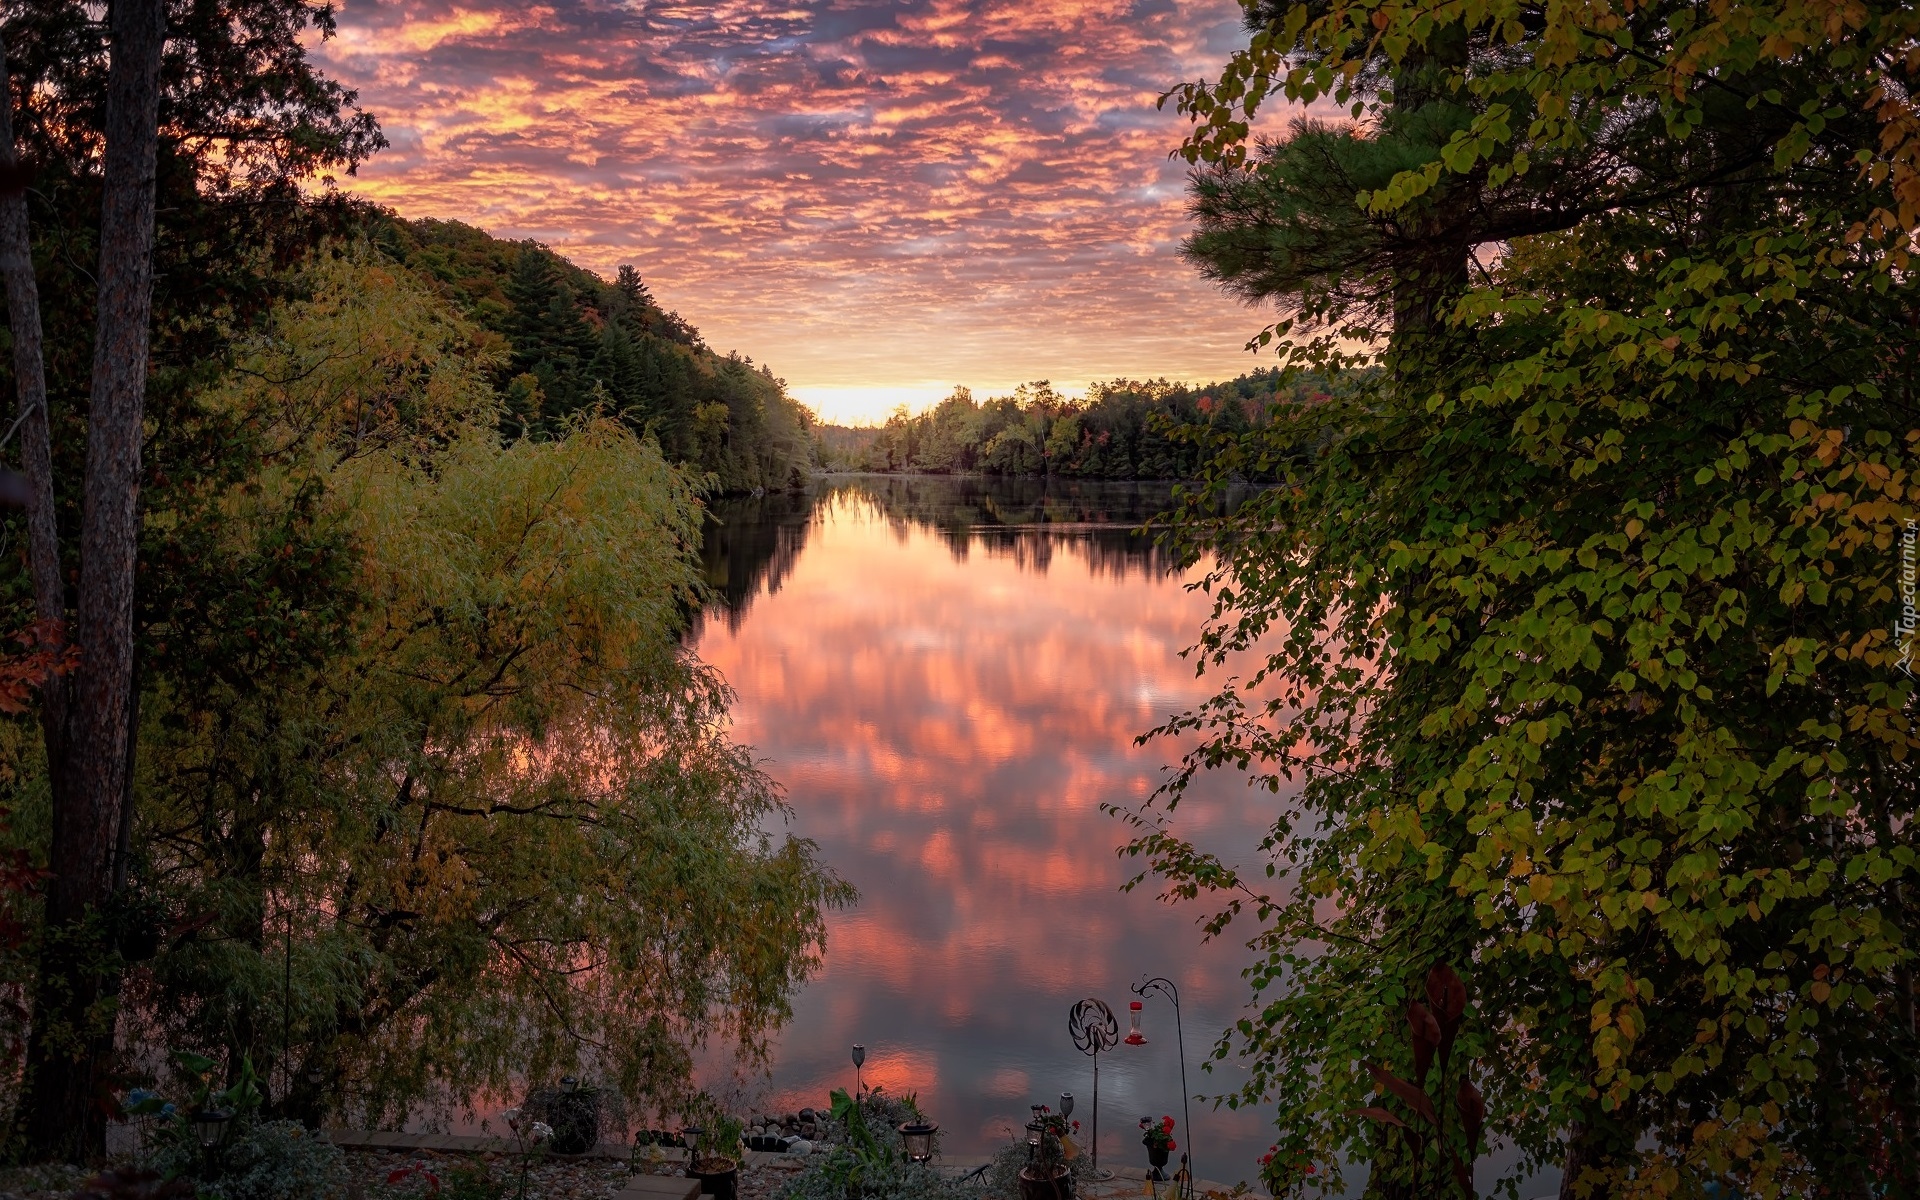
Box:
[778, 1149, 983, 1200]
[779, 1088, 977, 1200]
[147, 1119, 350, 1200]
[978, 1135, 1094, 1200]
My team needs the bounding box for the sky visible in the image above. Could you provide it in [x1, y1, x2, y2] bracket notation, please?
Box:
[311, 0, 1282, 425]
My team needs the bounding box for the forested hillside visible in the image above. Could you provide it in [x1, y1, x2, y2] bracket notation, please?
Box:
[816, 371, 1338, 479]
[371, 217, 813, 494]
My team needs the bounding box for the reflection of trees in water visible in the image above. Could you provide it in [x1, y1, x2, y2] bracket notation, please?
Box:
[695, 474, 1193, 629]
[695, 486, 817, 634]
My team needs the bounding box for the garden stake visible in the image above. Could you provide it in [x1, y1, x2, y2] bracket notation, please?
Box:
[1068, 998, 1118, 1181]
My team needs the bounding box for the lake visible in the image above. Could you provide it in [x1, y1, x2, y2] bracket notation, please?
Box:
[691, 474, 1284, 1185]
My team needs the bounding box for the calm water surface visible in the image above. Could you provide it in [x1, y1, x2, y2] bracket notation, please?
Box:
[691, 475, 1283, 1183]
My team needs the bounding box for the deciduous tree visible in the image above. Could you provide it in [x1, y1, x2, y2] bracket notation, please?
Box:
[1133, 1, 1920, 1196]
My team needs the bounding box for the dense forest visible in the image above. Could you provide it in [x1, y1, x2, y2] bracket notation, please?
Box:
[371, 216, 815, 494]
[815, 371, 1332, 479]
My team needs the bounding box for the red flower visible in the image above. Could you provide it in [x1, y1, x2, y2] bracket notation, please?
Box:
[1168, 1140, 1177, 1151]
[1160, 1116, 1175, 1133]
[1072, 1121, 1080, 1132]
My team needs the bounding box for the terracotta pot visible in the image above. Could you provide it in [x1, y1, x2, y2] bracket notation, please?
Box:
[690, 1156, 739, 1200]
[1019, 1166, 1072, 1200]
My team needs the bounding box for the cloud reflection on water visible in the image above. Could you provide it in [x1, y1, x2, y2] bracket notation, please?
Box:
[692, 478, 1287, 1180]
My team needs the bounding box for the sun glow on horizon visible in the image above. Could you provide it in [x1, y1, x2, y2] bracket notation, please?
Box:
[790, 383, 957, 427]
[793, 381, 1092, 426]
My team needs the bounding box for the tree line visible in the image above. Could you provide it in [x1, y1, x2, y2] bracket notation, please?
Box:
[0, 0, 843, 1165]
[816, 371, 1340, 479]
[372, 217, 814, 495]
[1132, 0, 1920, 1197]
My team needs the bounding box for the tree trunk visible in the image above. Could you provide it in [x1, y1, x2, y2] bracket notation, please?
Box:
[0, 34, 67, 704]
[14, 0, 168, 1163]
[1385, 21, 1471, 354]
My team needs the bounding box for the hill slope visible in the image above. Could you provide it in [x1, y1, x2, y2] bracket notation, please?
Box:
[371, 216, 812, 494]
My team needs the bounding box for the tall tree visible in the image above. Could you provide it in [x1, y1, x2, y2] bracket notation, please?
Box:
[1140, 0, 1920, 1196]
[10, 0, 167, 1162]
[0, 0, 380, 1160]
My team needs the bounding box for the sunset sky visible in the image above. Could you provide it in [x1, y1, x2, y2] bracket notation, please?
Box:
[312, 0, 1280, 424]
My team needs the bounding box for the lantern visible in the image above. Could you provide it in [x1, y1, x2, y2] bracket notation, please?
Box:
[1059, 1093, 1074, 1119]
[852, 1044, 866, 1098]
[562, 1075, 579, 1093]
[898, 1121, 938, 1164]
[191, 1109, 233, 1150]
[1125, 1001, 1147, 1045]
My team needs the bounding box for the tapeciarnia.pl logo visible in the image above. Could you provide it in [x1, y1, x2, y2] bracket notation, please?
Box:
[1898, 518, 1917, 678]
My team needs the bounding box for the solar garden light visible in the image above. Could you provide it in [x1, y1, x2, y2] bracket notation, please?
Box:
[191, 1107, 233, 1174]
[852, 1044, 866, 1098]
[562, 1076, 579, 1093]
[191, 1108, 233, 1150]
[898, 1120, 938, 1165]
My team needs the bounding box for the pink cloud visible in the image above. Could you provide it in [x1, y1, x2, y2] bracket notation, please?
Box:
[314, 0, 1282, 420]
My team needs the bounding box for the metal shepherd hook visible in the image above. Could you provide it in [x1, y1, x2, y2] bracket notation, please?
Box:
[1132, 976, 1194, 1200]
[1068, 998, 1119, 1181]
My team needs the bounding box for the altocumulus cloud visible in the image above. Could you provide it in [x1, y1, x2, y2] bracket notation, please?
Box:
[315, 0, 1277, 419]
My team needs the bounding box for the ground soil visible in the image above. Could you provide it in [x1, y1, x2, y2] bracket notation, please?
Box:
[0, 1150, 810, 1200]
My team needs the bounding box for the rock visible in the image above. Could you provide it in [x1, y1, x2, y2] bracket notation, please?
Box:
[798, 1108, 816, 1122]
[786, 1139, 812, 1156]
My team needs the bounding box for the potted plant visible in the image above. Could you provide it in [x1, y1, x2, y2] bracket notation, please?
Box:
[686, 1113, 743, 1200]
[1139, 1115, 1177, 1178]
[532, 1078, 600, 1155]
[1019, 1105, 1075, 1200]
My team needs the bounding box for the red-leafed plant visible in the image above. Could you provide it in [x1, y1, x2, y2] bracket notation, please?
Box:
[0, 624, 73, 1072]
[385, 1161, 442, 1195]
[1350, 964, 1484, 1198]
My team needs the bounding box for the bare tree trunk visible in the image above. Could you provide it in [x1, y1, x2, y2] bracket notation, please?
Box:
[0, 31, 67, 684]
[14, 0, 168, 1163]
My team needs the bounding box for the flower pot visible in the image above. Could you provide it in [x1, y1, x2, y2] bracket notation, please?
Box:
[1019, 1165, 1071, 1200]
[1147, 1146, 1170, 1170]
[690, 1156, 739, 1200]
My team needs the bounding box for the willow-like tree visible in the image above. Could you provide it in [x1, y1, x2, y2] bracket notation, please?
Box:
[1127, 1, 1920, 1197]
[122, 250, 852, 1127]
